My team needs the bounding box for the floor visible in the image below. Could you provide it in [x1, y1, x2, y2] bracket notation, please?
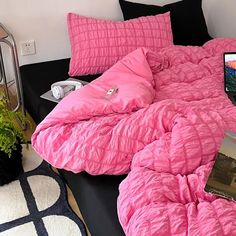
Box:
[1, 85, 91, 236]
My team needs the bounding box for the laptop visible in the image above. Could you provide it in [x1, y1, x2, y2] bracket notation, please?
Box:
[224, 52, 236, 104]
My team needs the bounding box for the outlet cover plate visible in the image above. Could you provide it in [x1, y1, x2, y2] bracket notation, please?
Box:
[20, 40, 36, 56]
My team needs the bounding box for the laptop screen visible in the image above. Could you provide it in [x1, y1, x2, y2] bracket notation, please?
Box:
[224, 52, 236, 93]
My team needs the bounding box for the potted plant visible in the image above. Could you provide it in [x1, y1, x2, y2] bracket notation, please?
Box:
[0, 93, 30, 186]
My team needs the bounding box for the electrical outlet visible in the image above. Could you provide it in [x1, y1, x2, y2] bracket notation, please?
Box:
[20, 40, 36, 56]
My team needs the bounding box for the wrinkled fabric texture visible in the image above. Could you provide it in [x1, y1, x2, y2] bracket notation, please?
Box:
[32, 38, 236, 235]
[67, 12, 173, 76]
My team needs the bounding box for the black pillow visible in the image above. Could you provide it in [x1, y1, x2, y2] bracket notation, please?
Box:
[119, 0, 212, 46]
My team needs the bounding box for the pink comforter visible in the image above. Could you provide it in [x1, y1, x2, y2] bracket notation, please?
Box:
[32, 38, 236, 235]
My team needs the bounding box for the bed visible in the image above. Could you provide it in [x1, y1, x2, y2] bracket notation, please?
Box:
[22, 1, 236, 235]
[20, 59, 126, 236]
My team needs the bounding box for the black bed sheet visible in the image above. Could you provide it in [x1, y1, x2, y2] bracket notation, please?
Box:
[20, 58, 99, 124]
[20, 59, 126, 236]
[60, 170, 126, 236]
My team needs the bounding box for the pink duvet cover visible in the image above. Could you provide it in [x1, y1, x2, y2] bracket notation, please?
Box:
[32, 38, 236, 235]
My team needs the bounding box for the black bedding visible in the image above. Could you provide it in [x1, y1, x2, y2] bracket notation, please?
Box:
[20, 59, 126, 236]
[20, 59, 99, 124]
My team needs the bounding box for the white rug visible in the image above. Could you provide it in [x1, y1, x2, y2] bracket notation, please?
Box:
[0, 145, 87, 236]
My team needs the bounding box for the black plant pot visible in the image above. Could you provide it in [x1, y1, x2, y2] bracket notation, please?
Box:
[0, 143, 23, 186]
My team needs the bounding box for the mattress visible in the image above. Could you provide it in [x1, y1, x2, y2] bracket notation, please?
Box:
[20, 59, 126, 236]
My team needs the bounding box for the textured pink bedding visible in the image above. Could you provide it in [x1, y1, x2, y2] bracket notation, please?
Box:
[32, 38, 236, 235]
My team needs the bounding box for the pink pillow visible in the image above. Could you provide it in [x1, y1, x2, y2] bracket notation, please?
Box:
[67, 12, 173, 76]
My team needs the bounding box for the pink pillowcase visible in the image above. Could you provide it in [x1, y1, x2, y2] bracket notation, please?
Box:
[67, 12, 173, 76]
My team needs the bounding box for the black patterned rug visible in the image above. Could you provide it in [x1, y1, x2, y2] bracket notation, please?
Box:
[0, 145, 87, 236]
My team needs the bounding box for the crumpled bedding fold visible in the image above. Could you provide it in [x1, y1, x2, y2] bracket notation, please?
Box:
[32, 38, 236, 235]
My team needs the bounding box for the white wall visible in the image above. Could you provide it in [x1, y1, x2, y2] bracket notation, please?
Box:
[0, 0, 236, 67]
[0, 0, 122, 66]
[202, 0, 236, 38]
